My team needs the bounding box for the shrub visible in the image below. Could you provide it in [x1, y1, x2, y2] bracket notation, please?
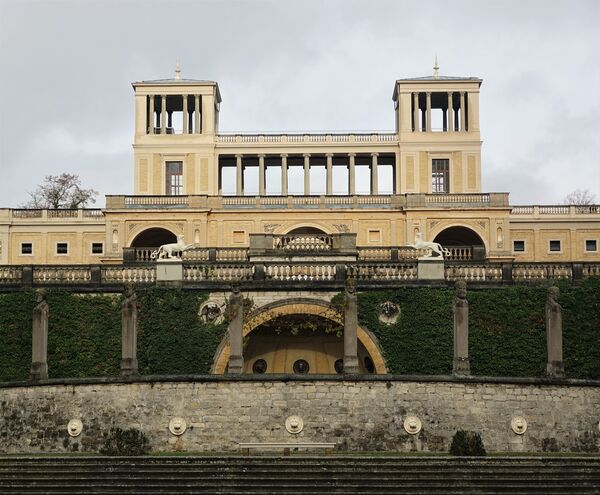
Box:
[99, 427, 150, 456]
[449, 430, 487, 456]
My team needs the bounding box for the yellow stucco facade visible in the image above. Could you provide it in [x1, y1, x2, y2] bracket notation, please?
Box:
[0, 71, 598, 265]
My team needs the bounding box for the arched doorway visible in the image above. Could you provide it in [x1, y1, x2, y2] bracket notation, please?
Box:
[130, 227, 177, 247]
[286, 226, 328, 235]
[211, 299, 387, 375]
[433, 226, 486, 260]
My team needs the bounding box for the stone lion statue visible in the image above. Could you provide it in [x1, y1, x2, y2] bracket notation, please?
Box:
[150, 235, 189, 260]
[409, 232, 450, 259]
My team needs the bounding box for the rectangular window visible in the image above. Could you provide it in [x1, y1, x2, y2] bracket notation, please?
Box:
[165, 161, 183, 195]
[21, 242, 33, 255]
[432, 158, 449, 193]
[585, 239, 597, 252]
[91, 242, 104, 254]
[513, 240, 525, 252]
[56, 242, 68, 255]
[549, 240, 561, 252]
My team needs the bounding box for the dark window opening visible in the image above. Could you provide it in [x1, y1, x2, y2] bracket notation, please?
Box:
[432, 158, 449, 193]
[293, 359, 310, 374]
[165, 161, 183, 195]
[92, 242, 103, 254]
[21, 243, 32, 255]
[585, 239, 597, 252]
[364, 356, 375, 374]
[56, 242, 68, 255]
[513, 240, 525, 252]
[252, 359, 267, 374]
[334, 359, 344, 374]
[549, 240, 561, 252]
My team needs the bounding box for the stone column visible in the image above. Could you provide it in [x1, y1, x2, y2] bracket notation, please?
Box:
[236, 154, 243, 195]
[453, 280, 470, 376]
[326, 153, 333, 195]
[343, 284, 359, 374]
[194, 95, 201, 133]
[426, 92, 432, 132]
[348, 153, 356, 195]
[227, 286, 244, 374]
[545, 286, 564, 377]
[447, 92, 454, 132]
[370, 153, 379, 195]
[281, 154, 288, 196]
[258, 154, 266, 196]
[30, 289, 49, 381]
[120, 284, 138, 376]
[160, 95, 166, 134]
[460, 92, 466, 131]
[182, 95, 189, 134]
[413, 92, 420, 131]
[148, 95, 155, 134]
[303, 153, 311, 195]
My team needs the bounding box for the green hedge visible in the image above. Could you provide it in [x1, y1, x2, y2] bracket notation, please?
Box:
[137, 288, 226, 375]
[0, 291, 36, 381]
[0, 282, 598, 381]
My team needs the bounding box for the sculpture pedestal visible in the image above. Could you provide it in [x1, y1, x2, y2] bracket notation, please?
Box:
[417, 258, 445, 280]
[156, 259, 183, 286]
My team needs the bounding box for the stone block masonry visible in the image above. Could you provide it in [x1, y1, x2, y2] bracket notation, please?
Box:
[0, 376, 598, 454]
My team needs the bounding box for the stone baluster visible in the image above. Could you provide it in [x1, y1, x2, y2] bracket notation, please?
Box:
[228, 286, 244, 373]
[30, 289, 49, 381]
[343, 284, 359, 374]
[453, 280, 470, 375]
[545, 286, 564, 377]
[120, 284, 138, 376]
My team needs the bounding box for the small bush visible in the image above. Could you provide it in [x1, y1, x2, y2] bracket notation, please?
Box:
[449, 430, 487, 456]
[99, 427, 150, 456]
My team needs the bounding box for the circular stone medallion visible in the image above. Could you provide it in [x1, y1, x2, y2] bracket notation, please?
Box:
[285, 415, 304, 434]
[403, 416, 422, 435]
[511, 416, 527, 435]
[67, 419, 83, 437]
[169, 417, 187, 436]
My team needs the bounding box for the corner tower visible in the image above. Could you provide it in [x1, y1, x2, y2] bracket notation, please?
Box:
[393, 63, 482, 194]
[131, 66, 222, 196]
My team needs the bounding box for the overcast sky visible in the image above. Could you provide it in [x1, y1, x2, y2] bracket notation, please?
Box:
[1, 0, 599, 207]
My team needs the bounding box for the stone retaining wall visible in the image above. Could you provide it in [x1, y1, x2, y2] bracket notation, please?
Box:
[1, 376, 599, 454]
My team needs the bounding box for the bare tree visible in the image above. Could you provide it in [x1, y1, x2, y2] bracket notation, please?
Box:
[562, 189, 596, 205]
[20, 173, 98, 209]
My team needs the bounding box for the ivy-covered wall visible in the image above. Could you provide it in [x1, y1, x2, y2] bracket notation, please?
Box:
[0, 281, 598, 382]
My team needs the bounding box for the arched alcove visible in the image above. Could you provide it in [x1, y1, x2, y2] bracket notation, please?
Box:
[212, 299, 387, 375]
[433, 226, 486, 260]
[130, 227, 177, 247]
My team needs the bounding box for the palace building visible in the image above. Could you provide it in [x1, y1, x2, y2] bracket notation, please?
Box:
[0, 65, 598, 267]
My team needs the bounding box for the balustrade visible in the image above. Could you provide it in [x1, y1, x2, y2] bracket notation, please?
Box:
[0, 266, 22, 284]
[265, 264, 336, 281]
[273, 234, 332, 251]
[348, 263, 417, 281]
[102, 266, 156, 283]
[445, 263, 502, 282]
[33, 267, 92, 284]
[513, 263, 572, 281]
[184, 264, 253, 282]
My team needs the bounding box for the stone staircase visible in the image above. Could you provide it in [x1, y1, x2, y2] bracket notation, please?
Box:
[0, 456, 599, 494]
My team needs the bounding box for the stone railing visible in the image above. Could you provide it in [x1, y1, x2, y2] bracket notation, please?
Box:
[0, 261, 598, 288]
[273, 234, 332, 252]
[216, 132, 398, 144]
[9, 208, 104, 220]
[445, 246, 473, 261]
[511, 205, 600, 216]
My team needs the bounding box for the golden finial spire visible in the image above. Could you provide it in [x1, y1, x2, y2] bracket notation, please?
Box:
[433, 54, 439, 79]
[175, 60, 181, 80]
